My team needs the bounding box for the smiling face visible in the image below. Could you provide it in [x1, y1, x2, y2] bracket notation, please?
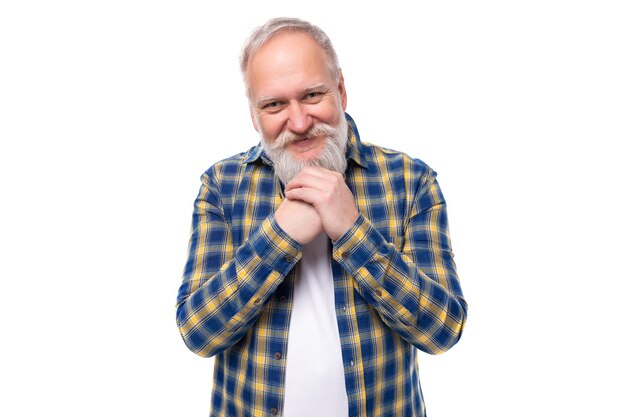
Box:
[246, 31, 348, 167]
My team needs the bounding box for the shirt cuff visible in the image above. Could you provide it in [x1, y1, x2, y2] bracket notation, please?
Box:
[331, 213, 390, 273]
[248, 213, 302, 272]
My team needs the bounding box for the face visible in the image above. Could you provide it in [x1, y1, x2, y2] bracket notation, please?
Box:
[246, 31, 348, 166]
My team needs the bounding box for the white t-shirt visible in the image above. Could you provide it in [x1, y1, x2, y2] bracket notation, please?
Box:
[282, 232, 349, 417]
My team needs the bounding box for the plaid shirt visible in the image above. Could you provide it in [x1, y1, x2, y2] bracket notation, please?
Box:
[176, 114, 468, 417]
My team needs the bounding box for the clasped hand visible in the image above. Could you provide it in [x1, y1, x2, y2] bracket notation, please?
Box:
[274, 167, 359, 244]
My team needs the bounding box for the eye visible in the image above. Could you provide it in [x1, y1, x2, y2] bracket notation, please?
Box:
[304, 92, 321, 100]
[263, 101, 281, 109]
[260, 100, 286, 112]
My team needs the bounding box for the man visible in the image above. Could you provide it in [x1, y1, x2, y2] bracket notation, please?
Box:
[176, 17, 467, 417]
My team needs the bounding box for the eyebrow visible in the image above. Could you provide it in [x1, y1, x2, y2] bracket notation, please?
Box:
[302, 83, 328, 94]
[254, 83, 329, 107]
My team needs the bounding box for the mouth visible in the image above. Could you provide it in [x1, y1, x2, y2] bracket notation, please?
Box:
[292, 136, 315, 144]
[288, 136, 323, 155]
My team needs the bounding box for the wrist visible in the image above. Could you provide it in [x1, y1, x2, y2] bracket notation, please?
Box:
[328, 211, 360, 242]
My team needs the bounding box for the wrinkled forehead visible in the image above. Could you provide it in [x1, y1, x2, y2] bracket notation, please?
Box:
[247, 31, 329, 71]
[246, 32, 336, 99]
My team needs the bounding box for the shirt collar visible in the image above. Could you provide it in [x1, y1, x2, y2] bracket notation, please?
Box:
[344, 112, 369, 169]
[242, 112, 369, 170]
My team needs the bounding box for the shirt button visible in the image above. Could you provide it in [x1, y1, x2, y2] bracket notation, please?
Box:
[341, 252, 350, 260]
[253, 298, 261, 304]
[342, 305, 347, 311]
[285, 255, 294, 263]
[279, 295, 288, 303]
[350, 360, 355, 367]
[270, 407, 278, 415]
[375, 289, 382, 296]
[274, 352, 282, 360]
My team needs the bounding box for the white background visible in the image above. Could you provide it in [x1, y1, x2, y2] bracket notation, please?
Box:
[1, 1, 625, 416]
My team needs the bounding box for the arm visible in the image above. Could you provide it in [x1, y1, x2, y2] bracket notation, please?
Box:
[175, 168, 301, 357]
[332, 172, 467, 355]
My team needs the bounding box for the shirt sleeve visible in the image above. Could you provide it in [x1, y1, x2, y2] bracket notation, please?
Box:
[332, 170, 467, 355]
[175, 169, 301, 357]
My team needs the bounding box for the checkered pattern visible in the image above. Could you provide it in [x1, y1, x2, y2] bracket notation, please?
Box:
[176, 114, 467, 417]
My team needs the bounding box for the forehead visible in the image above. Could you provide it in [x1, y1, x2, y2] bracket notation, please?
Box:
[247, 31, 334, 99]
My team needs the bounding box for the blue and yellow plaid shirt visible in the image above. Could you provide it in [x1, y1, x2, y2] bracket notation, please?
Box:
[176, 114, 467, 417]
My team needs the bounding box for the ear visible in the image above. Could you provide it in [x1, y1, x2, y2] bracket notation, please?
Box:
[249, 106, 260, 132]
[337, 71, 348, 111]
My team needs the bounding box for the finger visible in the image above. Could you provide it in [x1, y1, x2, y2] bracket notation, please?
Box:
[299, 166, 335, 176]
[285, 175, 324, 192]
[285, 169, 341, 192]
[284, 187, 326, 206]
[292, 166, 340, 184]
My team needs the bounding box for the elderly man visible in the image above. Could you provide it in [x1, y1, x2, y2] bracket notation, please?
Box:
[176, 17, 467, 417]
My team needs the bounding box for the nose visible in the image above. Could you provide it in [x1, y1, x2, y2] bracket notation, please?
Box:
[286, 102, 313, 134]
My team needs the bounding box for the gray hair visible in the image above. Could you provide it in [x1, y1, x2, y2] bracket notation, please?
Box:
[240, 17, 341, 95]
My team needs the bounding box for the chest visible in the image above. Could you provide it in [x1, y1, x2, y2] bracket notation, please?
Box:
[221, 164, 409, 251]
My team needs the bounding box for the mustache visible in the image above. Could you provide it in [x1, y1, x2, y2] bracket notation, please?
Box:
[271, 123, 337, 150]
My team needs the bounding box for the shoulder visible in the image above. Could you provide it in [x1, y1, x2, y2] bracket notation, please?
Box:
[200, 145, 262, 184]
[359, 140, 437, 185]
[359, 141, 446, 212]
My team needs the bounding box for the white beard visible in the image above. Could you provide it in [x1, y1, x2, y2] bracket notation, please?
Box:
[260, 114, 349, 185]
